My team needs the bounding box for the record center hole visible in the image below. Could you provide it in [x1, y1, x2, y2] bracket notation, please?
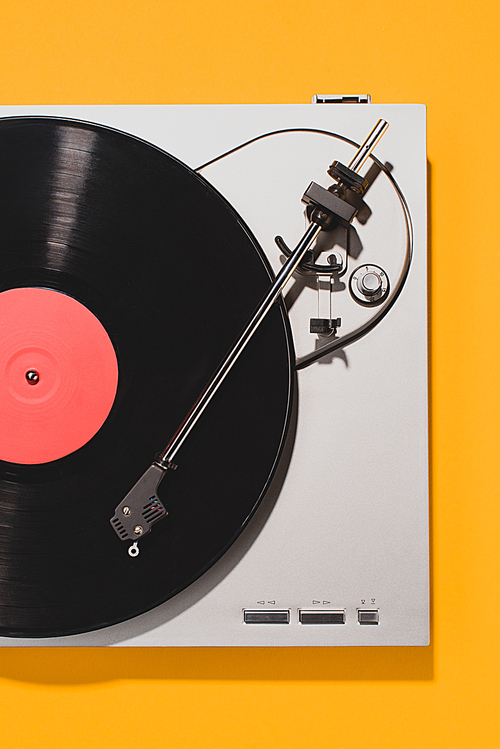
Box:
[25, 369, 40, 385]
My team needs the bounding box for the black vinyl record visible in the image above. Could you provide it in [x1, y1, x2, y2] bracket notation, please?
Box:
[0, 118, 294, 637]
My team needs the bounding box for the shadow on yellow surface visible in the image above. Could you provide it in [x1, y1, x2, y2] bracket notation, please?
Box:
[0, 642, 433, 684]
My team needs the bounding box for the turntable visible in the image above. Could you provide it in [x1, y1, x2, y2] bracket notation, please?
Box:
[0, 99, 428, 646]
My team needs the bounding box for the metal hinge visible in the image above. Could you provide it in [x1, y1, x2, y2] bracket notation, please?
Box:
[311, 94, 372, 104]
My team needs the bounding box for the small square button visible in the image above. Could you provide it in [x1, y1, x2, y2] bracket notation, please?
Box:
[358, 609, 379, 625]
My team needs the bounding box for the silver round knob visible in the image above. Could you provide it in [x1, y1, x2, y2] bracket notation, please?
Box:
[349, 264, 389, 305]
[357, 272, 382, 296]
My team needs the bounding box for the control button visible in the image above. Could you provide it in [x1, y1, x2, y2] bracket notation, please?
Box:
[349, 265, 389, 305]
[299, 610, 345, 624]
[243, 610, 290, 624]
[357, 272, 381, 296]
[358, 609, 379, 625]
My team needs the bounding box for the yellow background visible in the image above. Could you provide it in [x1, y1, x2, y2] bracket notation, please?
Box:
[0, 0, 498, 746]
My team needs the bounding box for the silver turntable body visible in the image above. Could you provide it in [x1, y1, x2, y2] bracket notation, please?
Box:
[0, 101, 428, 646]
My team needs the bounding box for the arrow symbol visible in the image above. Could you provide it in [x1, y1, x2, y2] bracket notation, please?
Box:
[312, 600, 320, 605]
[267, 600, 276, 605]
[323, 601, 331, 605]
[257, 601, 265, 605]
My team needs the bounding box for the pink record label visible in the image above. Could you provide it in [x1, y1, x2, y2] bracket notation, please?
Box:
[0, 287, 118, 464]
